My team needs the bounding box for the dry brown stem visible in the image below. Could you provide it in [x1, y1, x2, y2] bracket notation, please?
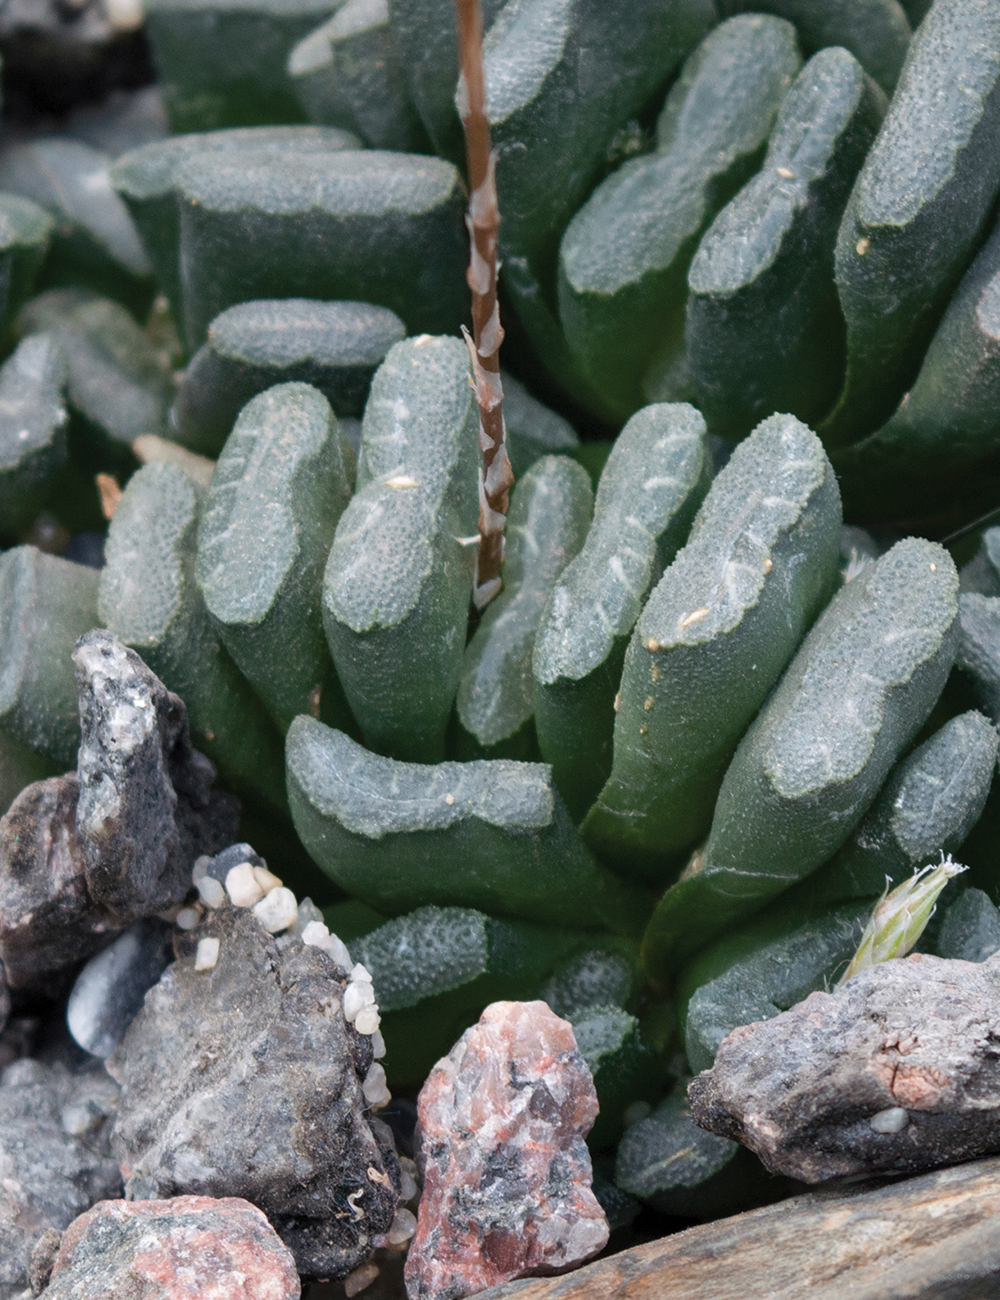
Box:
[454, 0, 514, 609]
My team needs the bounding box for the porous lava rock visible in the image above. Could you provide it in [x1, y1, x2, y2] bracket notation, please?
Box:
[0, 631, 238, 992]
[406, 1000, 608, 1300]
[690, 950, 1000, 1183]
[0, 1058, 121, 1300]
[41, 1196, 300, 1299]
[110, 907, 399, 1279]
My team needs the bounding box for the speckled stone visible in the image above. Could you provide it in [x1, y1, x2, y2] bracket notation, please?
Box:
[110, 907, 400, 1279]
[43, 1196, 300, 1299]
[406, 1000, 608, 1300]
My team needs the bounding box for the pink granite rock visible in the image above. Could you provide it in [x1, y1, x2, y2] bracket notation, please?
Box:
[405, 1000, 609, 1300]
[42, 1195, 300, 1299]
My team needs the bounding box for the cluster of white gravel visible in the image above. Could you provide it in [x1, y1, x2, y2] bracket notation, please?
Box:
[183, 854, 391, 1108]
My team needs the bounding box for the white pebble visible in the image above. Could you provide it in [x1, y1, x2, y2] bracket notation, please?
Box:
[175, 907, 202, 931]
[386, 1207, 417, 1246]
[226, 863, 264, 907]
[191, 854, 212, 883]
[354, 1006, 381, 1036]
[302, 920, 332, 948]
[328, 932, 353, 972]
[362, 1062, 391, 1109]
[343, 981, 375, 1023]
[398, 1158, 419, 1203]
[253, 887, 299, 934]
[869, 1106, 909, 1134]
[252, 865, 283, 894]
[351, 962, 372, 983]
[104, 0, 145, 32]
[195, 875, 226, 909]
[194, 937, 220, 971]
[370, 1029, 386, 1060]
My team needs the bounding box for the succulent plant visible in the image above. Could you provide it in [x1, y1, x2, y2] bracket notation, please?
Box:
[4, 0, 1000, 1233]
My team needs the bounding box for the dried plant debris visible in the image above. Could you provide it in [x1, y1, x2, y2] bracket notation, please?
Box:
[690, 950, 1000, 1183]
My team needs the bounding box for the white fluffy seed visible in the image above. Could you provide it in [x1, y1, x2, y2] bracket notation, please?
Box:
[252, 865, 283, 893]
[386, 1207, 417, 1246]
[370, 1029, 386, 1060]
[354, 1006, 381, 1036]
[195, 875, 225, 909]
[225, 863, 264, 907]
[253, 887, 299, 934]
[194, 937, 220, 971]
[869, 1106, 909, 1134]
[175, 907, 201, 931]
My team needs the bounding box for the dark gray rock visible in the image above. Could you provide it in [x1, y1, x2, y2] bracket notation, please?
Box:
[0, 632, 238, 993]
[73, 631, 236, 919]
[66, 920, 173, 1059]
[689, 950, 1000, 1183]
[110, 907, 400, 1279]
[197, 840, 266, 885]
[0, 1057, 121, 1300]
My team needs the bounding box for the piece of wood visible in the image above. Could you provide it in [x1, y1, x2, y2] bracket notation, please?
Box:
[479, 1155, 1000, 1300]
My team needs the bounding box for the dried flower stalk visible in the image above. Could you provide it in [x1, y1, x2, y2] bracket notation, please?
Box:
[454, 0, 514, 609]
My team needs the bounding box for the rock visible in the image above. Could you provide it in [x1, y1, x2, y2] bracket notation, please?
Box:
[473, 1153, 1000, 1300]
[110, 907, 399, 1279]
[689, 950, 1000, 1183]
[0, 1058, 121, 1300]
[66, 920, 174, 1059]
[0, 632, 238, 993]
[406, 1000, 608, 1300]
[42, 1196, 300, 1299]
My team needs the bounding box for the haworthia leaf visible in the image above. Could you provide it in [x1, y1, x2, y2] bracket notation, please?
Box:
[143, 0, 345, 131]
[19, 289, 172, 459]
[501, 371, 579, 480]
[681, 901, 871, 1074]
[0, 334, 69, 542]
[386, 0, 505, 157]
[0, 138, 153, 313]
[170, 298, 405, 456]
[571, 1003, 661, 1149]
[99, 461, 287, 811]
[643, 537, 959, 983]
[558, 15, 801, 418]
[478, 0, 715, 275]
[176, 149, 467, 348]
[584, 415, 840, 880]
[288, 0, 427, 151]
[458, 456, 593, 752]
[0, 194, 54, 332]
[0, 547, 99, 770]
[716, 0, 912, 95]
[321, 336, 478, 762]
[786, 709, 998, 914]
[0, 728, 53, 819]
[956, 593, 1000, 724]
[936, 889, 1000, 963]
[686, 47, 885, 438]
[109, 126, 359, 341]
[834, 215, 1000, 526]
[532, 403, 710, 821]
[820, 0, 1000, 446]
[285, 716, 651, 935]
[195, 382, 353, 735]
[351, 904, 601, 1086]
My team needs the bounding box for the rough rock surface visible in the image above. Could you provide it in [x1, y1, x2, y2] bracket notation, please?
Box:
[689, 951, 1000, 1183]
[110, 907, 399, 1279]
[0, 1058, 121, 1300]
[0, 632, 238, 991]
[42, 1196, 301, 1299]
[406, 1000, 608, 1300]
